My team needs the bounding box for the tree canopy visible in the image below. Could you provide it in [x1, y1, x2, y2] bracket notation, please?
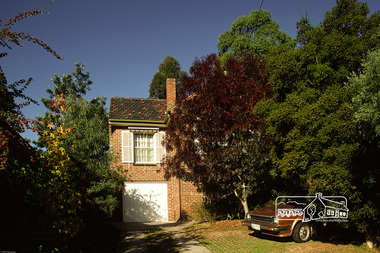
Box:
[217, 9, 293, 61]
[36, 63, 123, 218]
[350, 49, 380, 143]
[255, 0, 380, 246]
[348, 49, 380, 246]
[164, 54, 273, 214]
[148, 56, 187, 99]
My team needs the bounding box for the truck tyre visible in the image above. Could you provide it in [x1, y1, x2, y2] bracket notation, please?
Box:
[292, 222, 311, 243]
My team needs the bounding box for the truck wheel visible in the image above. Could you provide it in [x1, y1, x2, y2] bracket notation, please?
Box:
[292, 222, 311, 243]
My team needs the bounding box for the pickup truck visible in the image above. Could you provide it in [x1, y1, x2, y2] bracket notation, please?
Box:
[241, 202, 313, 243]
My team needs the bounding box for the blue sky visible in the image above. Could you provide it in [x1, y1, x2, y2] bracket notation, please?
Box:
[1, 0, 379, 140]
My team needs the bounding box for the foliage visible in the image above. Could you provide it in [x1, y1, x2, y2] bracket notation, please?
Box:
[0, 93, 83, 250]
[255, 0, 380, 247]
[164, 54, 273, 214]
[217, 9, 293, 62]
[0, 9, 63, 60]
[0, 68, 38, 170]
[36, 63, 124, 219]
[0, 8, 73, 250]
[191, 202, 219, 223]
[257, 0, 378, 193]
[348, 49, 380, 247]
[148, 56, 187, 99]
[350, 49, 380, 142]
[225, 213, 241, 220]
[35, 94, 83, 242]
[1, 8, 62, 170]
[0, 8, 122, 250]
[0, 68, 37, 130]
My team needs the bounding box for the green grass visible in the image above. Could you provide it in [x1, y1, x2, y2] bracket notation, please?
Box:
[184, 221, 377, 253]
[143, 229, 179, 253]
[195, 231, 291, 253]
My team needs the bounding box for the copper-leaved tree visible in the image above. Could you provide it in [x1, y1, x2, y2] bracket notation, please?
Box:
[164, 54, 273, 214]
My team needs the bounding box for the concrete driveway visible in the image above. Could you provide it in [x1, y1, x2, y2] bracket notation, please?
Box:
[111, 221, 211, 253]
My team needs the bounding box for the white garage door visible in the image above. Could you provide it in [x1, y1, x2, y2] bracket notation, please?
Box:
[123, 182, 168, 222]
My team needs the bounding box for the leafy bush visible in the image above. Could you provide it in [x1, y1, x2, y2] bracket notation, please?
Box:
[191, 202, 219, 223]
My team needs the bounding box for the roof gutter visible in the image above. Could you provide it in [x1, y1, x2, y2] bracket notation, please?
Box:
[109, 111, 170, 128]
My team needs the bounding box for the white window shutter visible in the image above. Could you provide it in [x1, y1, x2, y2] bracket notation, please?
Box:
[155, 132, 166, 163]
[122, 131, 133, 163]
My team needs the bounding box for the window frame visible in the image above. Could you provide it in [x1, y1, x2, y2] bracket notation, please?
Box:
[121, 129, 166, 164]
[134, 133, 155, 164]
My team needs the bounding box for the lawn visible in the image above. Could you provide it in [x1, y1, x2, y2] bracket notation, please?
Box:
[184, 220, 379, 253]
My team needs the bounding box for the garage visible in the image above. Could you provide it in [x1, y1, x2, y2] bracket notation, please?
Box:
[122, 182, 168, 222]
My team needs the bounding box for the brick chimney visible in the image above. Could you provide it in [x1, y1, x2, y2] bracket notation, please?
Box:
[166, 78, 176, 111]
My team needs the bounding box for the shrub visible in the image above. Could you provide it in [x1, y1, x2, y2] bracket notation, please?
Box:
[191, 202, 219, 223]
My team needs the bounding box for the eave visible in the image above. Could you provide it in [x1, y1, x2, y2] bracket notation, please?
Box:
[109, 112, 170, 128]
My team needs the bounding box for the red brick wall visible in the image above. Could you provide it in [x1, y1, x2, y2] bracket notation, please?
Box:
[166, 78, 176, 111]
[179, 181, 203, 220]
[110, 126, 203, 221]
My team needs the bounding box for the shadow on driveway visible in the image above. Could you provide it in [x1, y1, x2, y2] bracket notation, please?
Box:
[109, 221, 211, 253]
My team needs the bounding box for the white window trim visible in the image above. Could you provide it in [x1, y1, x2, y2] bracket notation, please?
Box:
[128, 127, 159, 130]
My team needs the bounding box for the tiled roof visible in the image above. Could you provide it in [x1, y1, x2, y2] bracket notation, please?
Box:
[109, 97, 167, 121]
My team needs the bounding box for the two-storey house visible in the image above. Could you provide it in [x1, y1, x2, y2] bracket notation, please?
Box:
[109, 78, 203, 222]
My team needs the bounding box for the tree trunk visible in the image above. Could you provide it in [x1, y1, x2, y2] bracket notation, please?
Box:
[241, 198, 249, 216]
[234, 188, 249, 216]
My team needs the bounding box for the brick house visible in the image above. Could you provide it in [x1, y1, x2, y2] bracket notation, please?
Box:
[109, 78, 203, 222]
